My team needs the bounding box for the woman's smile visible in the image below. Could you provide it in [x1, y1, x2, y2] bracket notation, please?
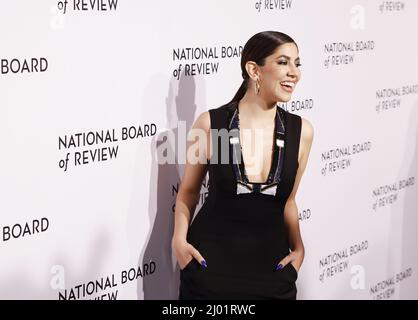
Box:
[279, 80, 296, 93]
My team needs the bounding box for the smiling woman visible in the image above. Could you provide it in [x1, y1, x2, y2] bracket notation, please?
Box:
[172, 31, 314, 300]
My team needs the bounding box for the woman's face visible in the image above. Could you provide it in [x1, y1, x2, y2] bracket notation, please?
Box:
[258, 42, 301, 103]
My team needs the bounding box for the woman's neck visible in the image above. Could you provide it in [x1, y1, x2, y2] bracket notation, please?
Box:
[238, 90, 277, 123]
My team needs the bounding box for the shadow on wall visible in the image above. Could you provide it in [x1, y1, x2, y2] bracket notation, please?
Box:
[398, 99, 418, 298]
[0, 229, 110, 300]
[138, 73, 197, 299]
[385, 98, 418, 299]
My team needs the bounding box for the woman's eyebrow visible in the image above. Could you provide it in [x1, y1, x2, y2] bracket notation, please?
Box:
[276, 54, 300, 61]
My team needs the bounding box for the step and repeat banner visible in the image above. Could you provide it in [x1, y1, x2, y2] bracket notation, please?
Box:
[1, 0, 417, 300]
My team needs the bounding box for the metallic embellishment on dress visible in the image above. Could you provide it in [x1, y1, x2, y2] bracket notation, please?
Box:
[228, 102, 286, 196]
[229, 136, 239, 144]
[236, 181, 279, 196]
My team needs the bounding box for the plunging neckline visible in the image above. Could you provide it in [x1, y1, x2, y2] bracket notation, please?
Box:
[236, 104, 279, 185]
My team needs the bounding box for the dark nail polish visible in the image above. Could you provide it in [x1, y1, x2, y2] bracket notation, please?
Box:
[201, 260, 207, 268]
[276, 263, 283, 270]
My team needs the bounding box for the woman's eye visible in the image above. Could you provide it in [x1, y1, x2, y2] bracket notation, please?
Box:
[278, 61, 302, 67]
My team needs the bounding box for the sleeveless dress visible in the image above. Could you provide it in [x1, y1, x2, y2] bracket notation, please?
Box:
[178, 100, 302, 300]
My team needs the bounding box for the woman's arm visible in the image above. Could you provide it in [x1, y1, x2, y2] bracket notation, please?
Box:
[279, 117, 314, 271]
[172, 111, 211, 268]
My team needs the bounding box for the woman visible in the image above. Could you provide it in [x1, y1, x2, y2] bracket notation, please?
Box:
[172, 31, 314, 299]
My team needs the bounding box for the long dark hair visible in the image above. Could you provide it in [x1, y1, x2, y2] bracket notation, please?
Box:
[226, 31, 298, 106]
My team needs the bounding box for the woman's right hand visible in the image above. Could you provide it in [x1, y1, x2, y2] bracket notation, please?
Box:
[172, 238, 207, 270]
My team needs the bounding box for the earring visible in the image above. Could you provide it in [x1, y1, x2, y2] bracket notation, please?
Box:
[255, 78, 260, 95]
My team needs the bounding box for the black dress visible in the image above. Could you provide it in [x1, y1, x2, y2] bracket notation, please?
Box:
[179, 100, 302, 300]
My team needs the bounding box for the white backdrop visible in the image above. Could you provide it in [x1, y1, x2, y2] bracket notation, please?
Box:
[0, 0, 417, 300]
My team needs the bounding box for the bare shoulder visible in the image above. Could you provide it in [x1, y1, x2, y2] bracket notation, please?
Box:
[188, 110, 212, 159]
[298, 117, 314, 163]
[192, 110, 211, 132]
[301, 117, 314, 143]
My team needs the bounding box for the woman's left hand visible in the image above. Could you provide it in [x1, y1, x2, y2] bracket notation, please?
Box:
[276, 250, 304, 272]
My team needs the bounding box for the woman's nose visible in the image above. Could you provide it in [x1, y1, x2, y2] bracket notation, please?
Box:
[287, 65, 299, 78]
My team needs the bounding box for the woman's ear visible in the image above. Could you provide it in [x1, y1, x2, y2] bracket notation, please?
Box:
[245, 61, 260, 81]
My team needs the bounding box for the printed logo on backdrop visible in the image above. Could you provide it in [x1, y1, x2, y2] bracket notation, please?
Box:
[371, 177, 415, 212]
[253, 0, 293, 12]
[58, 125, 157, 172]
[378, 1, 406, 14]
[323, 41, 375, 69]
[375, 84, 418, 113]
[321, 141, 372, 176]
[50, 0, 119, 29]
[56, 0, 118, 14]
[51, 262, 156, 300]
[0, 58, 48, 75]
[1, 218, 49, 243]
[298, 207, 311, 222]
[171, 45, 242, 79]
[279, 98, 314, 113]
[319, 240, 368, 283]
[370, 267, 413, 299]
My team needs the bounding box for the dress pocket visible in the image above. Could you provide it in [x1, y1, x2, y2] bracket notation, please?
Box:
[180, 240, 202, 272]
[287, 263, 298, 281]
[180, 257, 195, 272]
